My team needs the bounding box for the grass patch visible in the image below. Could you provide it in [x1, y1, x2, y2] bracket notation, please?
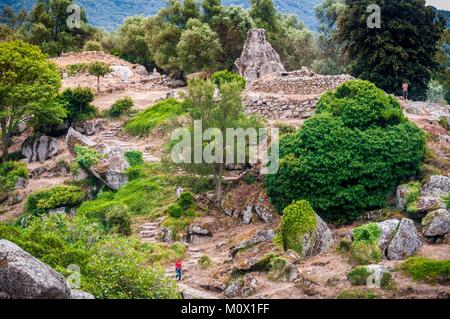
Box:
[336, 288, 380, 299]
[124, 98, 186, 136]
[400, 257, 450, 285]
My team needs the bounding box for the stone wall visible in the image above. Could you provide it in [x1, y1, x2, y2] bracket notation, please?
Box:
[243, 69, 353, 119]
[243, 92, 319, 119]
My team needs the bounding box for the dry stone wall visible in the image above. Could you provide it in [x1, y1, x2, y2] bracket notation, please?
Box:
[243, 70, 354, 119]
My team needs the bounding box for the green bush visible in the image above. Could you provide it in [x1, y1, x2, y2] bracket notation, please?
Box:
[347, 266, 395, 289]
[211, 70, 246, 89]
[177, 191, 194, 210]
[105, 205, 132, 236]
[124, 150, 144, 167]
[400, 257, 450, 285]
[25, 185, 85, 215]
[168, 203, 183, 219]
[274, 121, 297, 136]
[267, 80, 426, 224]
[126, 166, 144, 181]
[279, 200, 317, 256]
[350, 241, 382, 265]
[60, 87, 97, 123]
[405, 181, 422, 213]
[75, 145, 100, 170]
[65, 63, 88, 77]
[352, 223, 382, 243]
[109, 97, 134, 117]
[124, 99, 186, 136]
[0, 161, 29, 198]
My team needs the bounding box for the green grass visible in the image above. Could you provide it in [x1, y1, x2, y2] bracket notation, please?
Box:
[336, 288, 380, 299]
[124, 98, 186, 136]
[400, 257, 450, 285]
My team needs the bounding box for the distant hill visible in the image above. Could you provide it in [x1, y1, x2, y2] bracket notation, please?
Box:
[1, 0, 321, 31]
[3, 1, 448, 32]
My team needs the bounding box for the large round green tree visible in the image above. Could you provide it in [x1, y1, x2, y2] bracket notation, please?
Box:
[0, 41, 62, 161]
[337, 0, 445, 100]
[266, 80, 426, 224]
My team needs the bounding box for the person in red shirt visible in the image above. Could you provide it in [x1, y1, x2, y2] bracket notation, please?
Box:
[175, 260, 182, 281]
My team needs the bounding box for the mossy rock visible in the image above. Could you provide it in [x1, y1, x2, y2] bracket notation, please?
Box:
[267, 257, 298, 282]
[280, 200, 332, 258]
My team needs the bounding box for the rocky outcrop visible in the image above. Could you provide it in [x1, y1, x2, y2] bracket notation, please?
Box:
[73, 119, 107, 136]
[21, 135, 59, 163]
[70, 289, 95, 299]
[0, 240, 71, 299]
[65, 128, 129, 190]
[230, 229, 275, 258]
[422, 209, 450, 237]
[421, 175, 450, 198]
[235, 28, 285, 83]
[387, 219, 422, 260]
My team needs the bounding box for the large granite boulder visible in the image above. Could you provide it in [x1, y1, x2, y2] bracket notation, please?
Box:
[235, 28, 286, 83]
[298, 213, 333, 259]
[230, 229, 275, 258]
[65, 128, 129, 190]
[21, 134, 59, 163]
[420, 175, 450, 198]
[377, 219, 400, 254]
[422, 209, 450, 237]
[387, 219, 422, 260]
[0, 240, 71, 299]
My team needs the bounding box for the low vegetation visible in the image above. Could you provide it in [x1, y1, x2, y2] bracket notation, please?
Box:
[349, 223, 383, 265]
[0, 161, 29, 200]
[124, 99, 186, 136]
[400, 257, 450, 285]
[109, 97, 134, 118]
[336, 288, 380, 299]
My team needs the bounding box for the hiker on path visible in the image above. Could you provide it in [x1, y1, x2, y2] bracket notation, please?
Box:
[402, 82, 409, 100]
[175, 260, 182, 281]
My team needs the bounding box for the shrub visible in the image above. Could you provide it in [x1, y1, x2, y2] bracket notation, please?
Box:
[124, 99, 186, 136]
[350, 241, 382, 265]
[106, 205, 132, 236]
[352, 223, 382, 243]
[83, 40, 103, 52]
[25, 185, 85, 215]
[126, 166, 144, 181]
[211, 70, 246, 89]
[279, 200, 317, 255]
[60, 87, 97, 123]
[439, 116, 449, 131]
[336, 288, 379, 299]
[0, 161, 29, 198]
[266, 80, 426, 224]
[347, 266, 395, 289]
[274, 121, 296, 136]
[198, 255, 212, 269]
[177, 191, 194, 210]
[75, 145, 100, 170]
[65, 63, 88, 77]
[109, 97, 134, 117]
[337, 238, 352, 253]
[168, 203, 183, 219]
[124, 150, 144, 167]
[405, 181, 421, 213]
[400, 257, 450, 285]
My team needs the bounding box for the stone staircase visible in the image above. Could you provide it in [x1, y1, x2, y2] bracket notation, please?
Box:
[138, 218, 164, 243]
[93, 121, 160, 162]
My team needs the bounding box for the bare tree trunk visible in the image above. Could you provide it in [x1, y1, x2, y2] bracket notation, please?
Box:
[97, 76, 100, 93]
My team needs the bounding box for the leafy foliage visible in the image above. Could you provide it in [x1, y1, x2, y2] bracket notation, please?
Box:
[124, 150, 144, 167]
[266, 80, 426, 224]
[352, 223, 382, 243]
[61, 87, 97, 123]
[211, 70, 246, 88]
[0, 161, 29, 198]
[109, 97, 134, 117]
[75, 145, 100, 170]
[337, 0, 446, 100]
[25, 185, 85, 216]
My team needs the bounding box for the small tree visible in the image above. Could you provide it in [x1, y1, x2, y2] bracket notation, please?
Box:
[0, 41, 62, 161]
[87, 61, 112, 93]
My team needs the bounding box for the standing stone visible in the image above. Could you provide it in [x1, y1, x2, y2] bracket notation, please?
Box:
[377, 219, 400, 254]
[387, 219, 422, 260]
[299, 214, 333, 259]
[235, 28, 286, 83]
[242, 206, 253, 224]
[21, 135, 59, 163]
